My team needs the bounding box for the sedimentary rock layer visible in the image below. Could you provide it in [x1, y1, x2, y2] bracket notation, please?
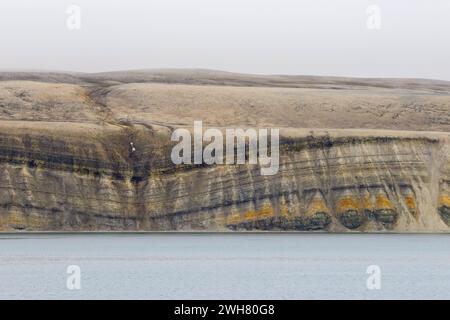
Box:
[0, 70, 449, 231]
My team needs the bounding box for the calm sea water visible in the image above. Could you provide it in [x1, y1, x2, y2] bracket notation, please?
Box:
[0, 233, 449, 299]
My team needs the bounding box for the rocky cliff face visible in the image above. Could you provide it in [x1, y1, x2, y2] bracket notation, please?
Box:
[0, 70, 449, 231]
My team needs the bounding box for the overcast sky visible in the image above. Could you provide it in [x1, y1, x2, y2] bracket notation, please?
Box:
[0, 0, 449, 80]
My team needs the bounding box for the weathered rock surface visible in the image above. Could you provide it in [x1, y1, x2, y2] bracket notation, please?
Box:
[0, 69, 449, 231]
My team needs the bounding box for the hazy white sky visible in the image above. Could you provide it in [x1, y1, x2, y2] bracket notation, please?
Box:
[0, 0, 449, 80]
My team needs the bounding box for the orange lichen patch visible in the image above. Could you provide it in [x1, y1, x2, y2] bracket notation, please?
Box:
[439, 194, 450, 208]
[228, 205, 276, 224]
[404, 195, 417, 210]
[244, 210, 258, 220]
[258, 205, 275, 218]
[336, 196, 361, 215]
[244, 205, 275, 221]
[306, 192, 330, 216]
[375, 193, 395, 210]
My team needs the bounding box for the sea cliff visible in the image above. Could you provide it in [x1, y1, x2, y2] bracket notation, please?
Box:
[0, 70, 449, 231]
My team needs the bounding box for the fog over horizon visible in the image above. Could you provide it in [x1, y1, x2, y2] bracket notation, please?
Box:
[1, 0, 449, 81]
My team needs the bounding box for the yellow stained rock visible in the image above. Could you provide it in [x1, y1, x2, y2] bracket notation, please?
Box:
[244, 205, 275, 221]
[336, 196, 361, 215]
[362, 192, 374, 211]
[244, 210, 257, 220]
[306, 191, 330, 216]
[259, 205, 275, 218]
[227, 204, 276, 224]
[227, 212, 241, 225]
[404, 195, 417, 210]
[375, 193, 395, 210]
[280, 205, 290, 218]
[439, 194, 450, 208]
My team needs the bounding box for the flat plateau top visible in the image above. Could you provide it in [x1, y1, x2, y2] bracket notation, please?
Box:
[0, 69, 449, 133]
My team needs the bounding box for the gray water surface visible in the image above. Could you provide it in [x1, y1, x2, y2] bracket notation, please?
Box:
[0, 233, 449, 299]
